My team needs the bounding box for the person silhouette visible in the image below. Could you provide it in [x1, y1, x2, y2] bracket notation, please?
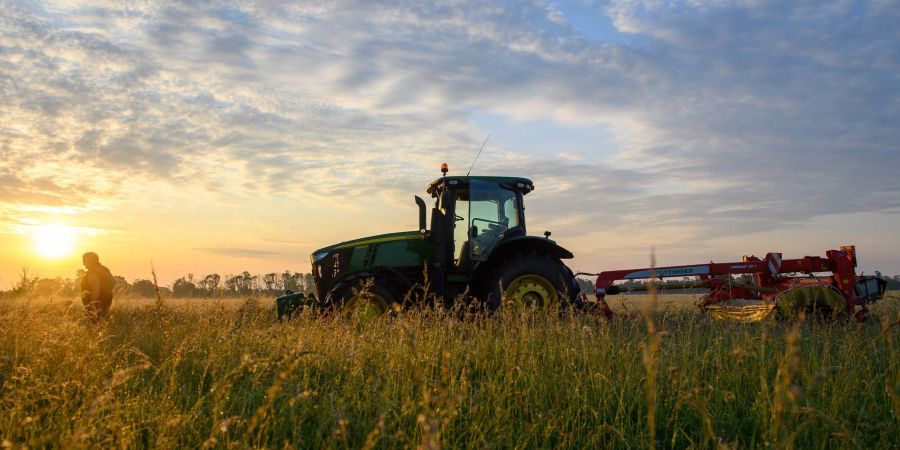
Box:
[81, 252, 115, 320]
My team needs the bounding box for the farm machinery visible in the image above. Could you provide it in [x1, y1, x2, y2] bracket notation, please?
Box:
[307, 165, 887, 322]
[588, 246, 887, 322]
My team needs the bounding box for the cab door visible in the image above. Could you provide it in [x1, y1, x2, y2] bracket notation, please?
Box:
[468, 180, 521, 262]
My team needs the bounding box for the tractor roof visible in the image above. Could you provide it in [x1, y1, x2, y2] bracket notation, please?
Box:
[426, 176, 534, 196]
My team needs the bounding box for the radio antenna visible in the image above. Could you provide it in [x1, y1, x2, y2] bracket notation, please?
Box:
[467, 133, 491, 176]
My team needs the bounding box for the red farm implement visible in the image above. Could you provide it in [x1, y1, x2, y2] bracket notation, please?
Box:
[584, 245, 887, 322]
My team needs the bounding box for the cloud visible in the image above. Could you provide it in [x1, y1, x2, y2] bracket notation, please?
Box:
[1, 0, 898, 262]
[0, 168, 100, 210]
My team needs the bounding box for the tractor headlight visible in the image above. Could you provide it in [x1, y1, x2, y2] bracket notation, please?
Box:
[312, 251, 330, 263]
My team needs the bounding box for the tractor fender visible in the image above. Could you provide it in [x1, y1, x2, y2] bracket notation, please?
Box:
[470, 236, 577, 303]
[369, 265, 414, 294]
[486, 235, 575, 264]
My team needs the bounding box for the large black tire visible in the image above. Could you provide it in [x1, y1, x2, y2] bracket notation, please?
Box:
[324, 274, 401, 323]
[482, 252, 578, 311]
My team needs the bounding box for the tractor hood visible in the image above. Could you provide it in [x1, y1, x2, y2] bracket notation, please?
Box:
[310, 230, 433, 301]
[312, 230, 424, 256]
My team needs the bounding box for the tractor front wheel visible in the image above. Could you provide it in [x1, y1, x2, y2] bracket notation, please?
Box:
[484, 253, 577, 311]
[325, 275, 400, 324]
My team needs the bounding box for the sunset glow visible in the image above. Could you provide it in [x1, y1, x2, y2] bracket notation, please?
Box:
[32, 224, 76, 259]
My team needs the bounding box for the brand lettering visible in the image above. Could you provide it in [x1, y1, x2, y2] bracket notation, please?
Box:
[624, 265, 710, 279]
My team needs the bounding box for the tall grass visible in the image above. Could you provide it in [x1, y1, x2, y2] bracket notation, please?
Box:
[1, 294, 898, 449]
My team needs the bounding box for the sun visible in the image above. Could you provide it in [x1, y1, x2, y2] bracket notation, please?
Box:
[32, 224, 77, 259]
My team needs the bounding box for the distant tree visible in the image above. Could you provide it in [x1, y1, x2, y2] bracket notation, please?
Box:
[11, 267, 38, 297]
[263, 273, 278, 292]
[31, 277, 64, 298]
[224, 274, 242, 294]
[131, 279, 158, 298]
[112, 276, 129, 299]
[575, 278, 593, 294]
[58, 277, 81, 297]
[887, 275, 900, 290]
[302, 273, 315, 295]
[236, 271, 250, 294]
[198, 273, 221, 297]
[279, 271, 292, 292]
[173, 276, 198, 297]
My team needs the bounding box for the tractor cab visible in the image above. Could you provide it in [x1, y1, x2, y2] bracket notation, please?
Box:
[424, 175, 534, 271]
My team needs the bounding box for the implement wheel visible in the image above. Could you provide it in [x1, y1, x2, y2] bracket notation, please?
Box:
[325, 275, 400, 324]
[484, 252, 577, 311]
[775, 284, 846, 321]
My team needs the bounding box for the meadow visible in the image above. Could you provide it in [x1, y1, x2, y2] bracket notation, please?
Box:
[1, 292, 898, 449]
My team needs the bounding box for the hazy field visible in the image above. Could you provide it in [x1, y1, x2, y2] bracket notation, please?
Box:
[2, 292, 898, 449]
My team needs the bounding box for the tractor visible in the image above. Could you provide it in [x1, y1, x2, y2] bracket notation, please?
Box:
[310, 164, 581, 319]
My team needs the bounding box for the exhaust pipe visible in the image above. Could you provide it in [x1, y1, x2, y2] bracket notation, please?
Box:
[415, 196, 427, 234]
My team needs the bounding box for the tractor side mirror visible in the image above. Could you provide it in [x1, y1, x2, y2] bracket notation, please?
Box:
[415, 195, 427, 234]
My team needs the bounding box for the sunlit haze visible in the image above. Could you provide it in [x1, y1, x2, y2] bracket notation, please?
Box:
[1, 1, 899, 287]
[32, 224, 76, 259]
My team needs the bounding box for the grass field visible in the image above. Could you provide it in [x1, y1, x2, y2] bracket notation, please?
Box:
[2, 292, 898, 449]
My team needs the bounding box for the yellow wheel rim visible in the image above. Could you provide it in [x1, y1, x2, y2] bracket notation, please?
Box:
[343, 292, 389, 324]
[504, 274, 558, 307]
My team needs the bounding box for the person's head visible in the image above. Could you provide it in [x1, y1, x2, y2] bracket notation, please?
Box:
[82, 252, 100, 269]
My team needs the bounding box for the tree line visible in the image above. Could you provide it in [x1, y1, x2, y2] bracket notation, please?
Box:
[0, 268, 317, 300]
[3, 269, 899, 300]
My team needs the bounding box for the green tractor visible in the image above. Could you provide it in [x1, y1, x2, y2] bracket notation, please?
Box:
[310, 166, 581, 320]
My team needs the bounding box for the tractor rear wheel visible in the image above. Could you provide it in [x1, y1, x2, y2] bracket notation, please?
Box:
[325, 275, 400, 324]
[483, 252, 577, 311]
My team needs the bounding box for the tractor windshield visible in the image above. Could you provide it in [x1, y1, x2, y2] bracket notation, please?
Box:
[469, 179, 520, 261]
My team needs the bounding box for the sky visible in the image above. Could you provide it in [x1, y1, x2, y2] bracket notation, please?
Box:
[1, 0, 899, 287]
